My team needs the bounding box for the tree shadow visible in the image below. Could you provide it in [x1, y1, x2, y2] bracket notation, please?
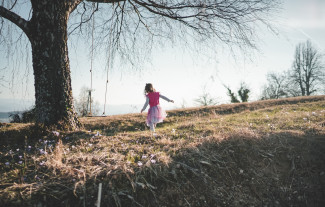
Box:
[2, 129, 324, 207]
[150, 132, 325, 206]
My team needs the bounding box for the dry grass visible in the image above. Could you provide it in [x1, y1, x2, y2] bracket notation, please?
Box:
[0, 96, 325, 206]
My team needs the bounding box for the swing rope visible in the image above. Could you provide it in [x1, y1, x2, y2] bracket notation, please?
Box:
[88, 3, 96, 116]
[87, 3, 114, 117]
[102, 18, 114, 116]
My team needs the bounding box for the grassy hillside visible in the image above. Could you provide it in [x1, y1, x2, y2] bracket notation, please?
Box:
[1, 96, 325, 206]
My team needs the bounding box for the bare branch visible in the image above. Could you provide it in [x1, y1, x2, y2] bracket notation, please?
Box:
[68, 2, 99, 36]
[8, 0, 18, 11]
[0, 6, 29, 34]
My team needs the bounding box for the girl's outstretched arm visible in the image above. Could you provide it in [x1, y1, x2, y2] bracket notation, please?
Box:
[141, 97, 149, 113]
[160, 94, 174, 103]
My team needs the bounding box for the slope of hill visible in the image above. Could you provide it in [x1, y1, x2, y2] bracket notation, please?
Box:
[0, 96, 325, 206]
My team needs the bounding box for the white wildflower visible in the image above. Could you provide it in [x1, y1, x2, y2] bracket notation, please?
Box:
[18, 161, 23, 164]
[52, 131, 60, 136]
[95, 131, 102, 136]
[142, 155, 147, 159]
[5, 162, 10, 166]
[150, 159, 156, 164]
[137, 161, 143, 166]
[39, 161, 46, 166]
[303, 118, 308, 121]
[312, 112, 316, 116]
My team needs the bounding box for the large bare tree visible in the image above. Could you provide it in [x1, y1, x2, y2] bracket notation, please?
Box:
[290, 40, 325, 96]
[0, 0, 279, 129]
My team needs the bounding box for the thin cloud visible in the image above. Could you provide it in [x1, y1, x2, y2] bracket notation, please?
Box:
[284, 19, 325, 29]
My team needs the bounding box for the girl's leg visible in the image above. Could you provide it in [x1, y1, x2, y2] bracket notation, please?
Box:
[149, 123, 155, 132]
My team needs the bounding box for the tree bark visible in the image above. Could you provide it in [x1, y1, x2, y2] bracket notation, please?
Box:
[28, 1, 81, 129]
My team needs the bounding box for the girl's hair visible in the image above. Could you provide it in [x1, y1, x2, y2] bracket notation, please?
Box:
[144, 83, 155, 95]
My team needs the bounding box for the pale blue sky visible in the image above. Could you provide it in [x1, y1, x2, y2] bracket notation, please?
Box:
[0, 0, 325, 113]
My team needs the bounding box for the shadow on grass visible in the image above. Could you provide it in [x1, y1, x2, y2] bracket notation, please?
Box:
[82, 116, 147, 136]
[0, 124, 46, 146]
[1, 130, 324, 207]
[131, 132, 325, 207]
[82, 116, 176, 136]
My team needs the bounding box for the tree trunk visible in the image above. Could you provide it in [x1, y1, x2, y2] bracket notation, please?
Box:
[28, 1, 80, 129]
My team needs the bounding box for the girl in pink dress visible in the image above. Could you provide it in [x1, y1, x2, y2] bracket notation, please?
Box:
[141, 83, 174, 132]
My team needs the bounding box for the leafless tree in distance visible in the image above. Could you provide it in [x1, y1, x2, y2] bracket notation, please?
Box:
[195, 91, 217, 106]
[0, 0, 281, 129]
[260, 71, 288, 100]
[74, 86, 100, 117]
[289, 40, 325, 96]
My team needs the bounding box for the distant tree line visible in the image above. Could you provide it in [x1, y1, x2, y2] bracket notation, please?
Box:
[261, 40, 325, 100]
[194, 40, 324, 107]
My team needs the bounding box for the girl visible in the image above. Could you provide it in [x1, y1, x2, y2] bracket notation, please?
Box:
[141, 83, 174, 132]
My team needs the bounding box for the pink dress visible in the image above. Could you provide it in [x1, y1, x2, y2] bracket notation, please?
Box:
[146, 92, 167, 126]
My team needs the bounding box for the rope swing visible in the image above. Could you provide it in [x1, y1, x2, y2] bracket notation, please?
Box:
[88, 2, 114, 117]
[102, 23, 113, 116]
[88, 3, 96, 117]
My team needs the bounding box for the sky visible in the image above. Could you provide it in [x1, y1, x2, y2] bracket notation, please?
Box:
[0, 0, 325, 114]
